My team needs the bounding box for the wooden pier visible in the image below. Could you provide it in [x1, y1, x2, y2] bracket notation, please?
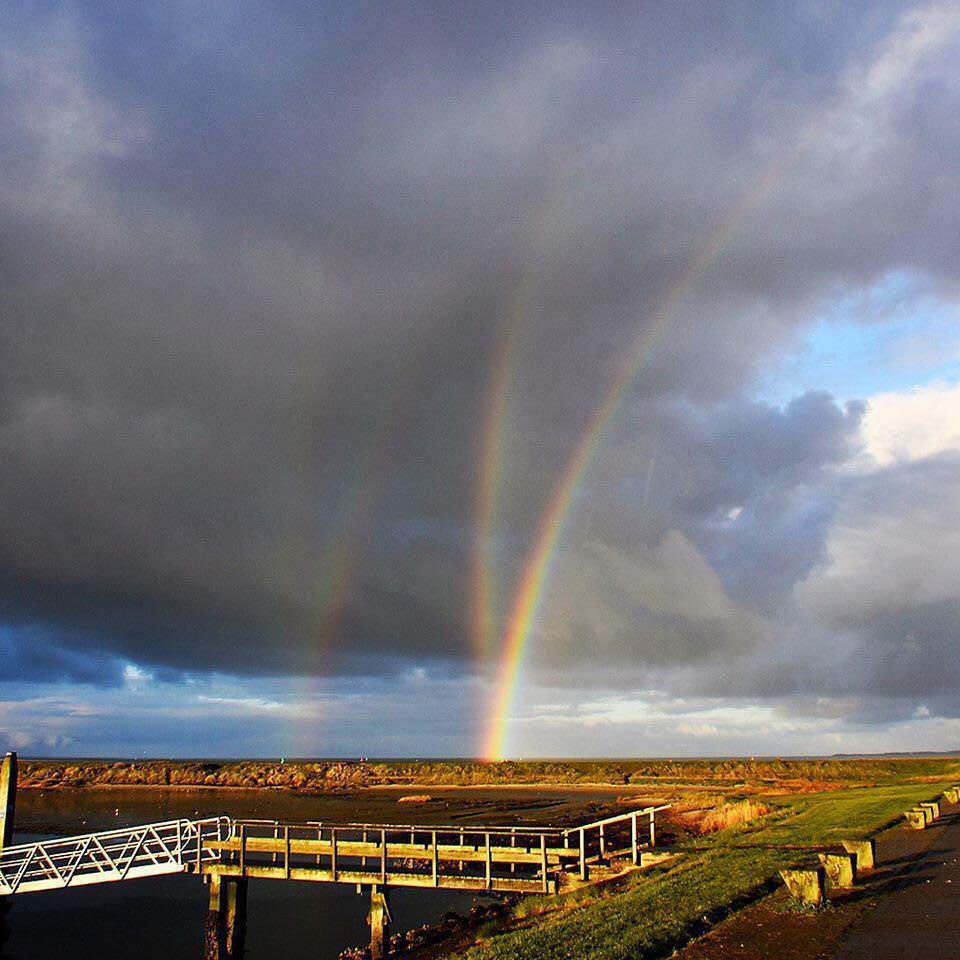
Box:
[0, 754, 670, 959]
[196, 805, 669, 958]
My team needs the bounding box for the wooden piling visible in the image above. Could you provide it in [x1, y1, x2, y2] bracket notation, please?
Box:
[203, 874, 247, 960]
[0, 753, 14, 953]
[0, 752, 17, 851]
[368, 885, 392, 959]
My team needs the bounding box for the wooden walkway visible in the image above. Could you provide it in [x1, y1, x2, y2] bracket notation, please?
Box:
[195, 806, 669, 958]
[0, 755, 671, 960]
[198, 805, 668, 896]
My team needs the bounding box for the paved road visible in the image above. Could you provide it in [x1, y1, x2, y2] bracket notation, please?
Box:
[829, 801, 960, 959]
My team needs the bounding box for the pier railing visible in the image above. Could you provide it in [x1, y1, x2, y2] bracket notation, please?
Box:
[0, 816, 230, 894]
[0, 805, 670, 896]
[564, 804, 671, 878]
[202, 805, 670, 892]
[206, 818, 571, 893]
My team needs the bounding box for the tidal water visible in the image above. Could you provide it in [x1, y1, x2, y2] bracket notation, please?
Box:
[5, 785, 623, 959]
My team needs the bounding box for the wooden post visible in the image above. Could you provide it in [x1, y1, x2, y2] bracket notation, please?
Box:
[485, 833, 492, 890]
[540, 834, 548, 892]
[0, 753, 16, 957]
[203, 875, 247, 960]
[599, 823, 606, 860]
[284, 825, 291, 879]
[203, 874, 224, 960]
[368, 885, 392, 959]
[1, 752, 17, 851]
[631, 813, 638, 866]
[331, 827, 338, 881]
[432, 831, 438, 886]
[579, 827, 587, 881]
[238, 823, 246, 875]
[510, 827, 517, 874]
[648, 810, 656, 848]
[380, 829, 387, 883]
[223, 877, 247, 960]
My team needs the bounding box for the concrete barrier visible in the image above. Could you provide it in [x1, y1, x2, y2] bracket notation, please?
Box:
[818, 852, 856, 891]
[904, 809, 926, 830]
[943, 788, 960, 804]
[920, 801, 940, 821]
[842, 838, 875, 870]
[780, 867, 826, 906]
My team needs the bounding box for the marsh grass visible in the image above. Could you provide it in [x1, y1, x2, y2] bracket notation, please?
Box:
[19, 755, 960, 793]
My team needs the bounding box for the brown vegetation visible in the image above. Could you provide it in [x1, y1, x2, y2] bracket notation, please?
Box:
[16, 756, 955, 794]
[682, 798, 773, 835]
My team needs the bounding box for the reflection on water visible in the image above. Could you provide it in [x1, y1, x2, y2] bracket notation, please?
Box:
[5, 785, 624, 959]
[6, 790, 489, 960]
[5, 864, 475, 960]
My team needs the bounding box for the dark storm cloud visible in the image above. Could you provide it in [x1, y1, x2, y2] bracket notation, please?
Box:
[2, 0, 960, 726]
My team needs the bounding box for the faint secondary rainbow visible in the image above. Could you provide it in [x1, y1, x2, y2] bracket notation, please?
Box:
[308, 357, 424, 657]
[483, 161, 788, 761]
[471, 164, 570, 665]
[471, 283, 533, 661]
[471, 326, 514, 660]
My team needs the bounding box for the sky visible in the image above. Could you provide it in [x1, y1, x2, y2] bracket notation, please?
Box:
[2, 0, 960, 759]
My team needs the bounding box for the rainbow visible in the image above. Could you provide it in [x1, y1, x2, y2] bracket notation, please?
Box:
[482, 163, 787, 760]
[471, 321, 518, 661]
[291, 358, 424, 671]
[470, 167, 570, 663]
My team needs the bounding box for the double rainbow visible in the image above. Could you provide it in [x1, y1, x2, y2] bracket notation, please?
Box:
[481, 162, 787, 761]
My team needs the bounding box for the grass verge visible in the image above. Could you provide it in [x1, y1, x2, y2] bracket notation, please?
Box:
[456, 774, 958, 960]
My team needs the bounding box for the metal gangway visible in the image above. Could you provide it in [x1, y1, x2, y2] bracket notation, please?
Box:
[0, 817, 230, 894]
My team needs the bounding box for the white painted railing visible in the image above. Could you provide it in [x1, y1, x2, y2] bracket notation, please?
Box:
[0, 817, 230, 894]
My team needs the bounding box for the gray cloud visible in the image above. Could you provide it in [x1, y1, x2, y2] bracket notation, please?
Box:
[1, 0, 959, 745]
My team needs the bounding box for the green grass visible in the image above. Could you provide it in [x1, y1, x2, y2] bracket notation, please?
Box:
[753, 782, 953, 846]
[457, 771, 960, 960]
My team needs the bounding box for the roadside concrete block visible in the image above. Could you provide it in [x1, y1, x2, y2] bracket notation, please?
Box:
[842, 839, 875, 870]
[780, 867, 825, 906]
[943, 788, 959, 804]
[819, 852, 856, 891]
[920, 801, 940, 820]
[904, 809, 926, 829]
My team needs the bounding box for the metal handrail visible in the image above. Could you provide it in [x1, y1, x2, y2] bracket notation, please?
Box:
[0, 816, 230, 895]
[232, 818, 567, 837]
[563, 804, 671, 835]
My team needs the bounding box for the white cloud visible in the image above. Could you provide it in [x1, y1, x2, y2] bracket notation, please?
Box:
[859, 379, 960, 466]
[802, 3, 960, 175]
